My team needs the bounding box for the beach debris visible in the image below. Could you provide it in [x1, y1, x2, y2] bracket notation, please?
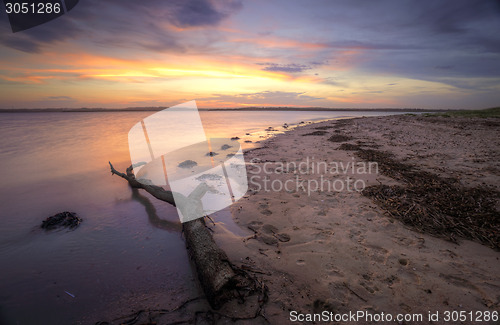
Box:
[178, 160, 197, 168]
[356, 148, 500, 250]
[338, 143, 362, 151]
[41, 211, 81, 230]
[328, 134, 352, 142]
[343, 282, 367, 302]
[206, 151, 218, 156]
[220, 144, 232, 150]
[231, 136, 240, 140]
[64, 291, 75, 298]
[302, 130, 327, 136]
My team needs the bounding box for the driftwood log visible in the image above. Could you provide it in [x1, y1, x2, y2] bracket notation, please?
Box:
[109, 162, 236, 309]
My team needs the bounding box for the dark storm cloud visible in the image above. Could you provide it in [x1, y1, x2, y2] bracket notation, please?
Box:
[409, 0, 500, 35]
[0, 10, 81, 53]
[168, 0, 242, 27]
[310, 0, 500, 54]
[308, 0, 500, 87]
[0, 0, 241, 53]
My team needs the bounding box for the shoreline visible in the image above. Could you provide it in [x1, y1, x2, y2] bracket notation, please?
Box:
[0, 108, 438, 113]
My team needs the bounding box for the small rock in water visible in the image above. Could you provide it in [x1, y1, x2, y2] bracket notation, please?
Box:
[206, 151, 218, 156]
[231, 137, 240, 140]
[196, 173, 223, 181]
[220, 144, 232, 150]
[41, 212, 82, 230]
[178, 160, 198, 168]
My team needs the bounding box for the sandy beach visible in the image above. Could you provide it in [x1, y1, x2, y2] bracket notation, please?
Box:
[210, 114, 500, 323]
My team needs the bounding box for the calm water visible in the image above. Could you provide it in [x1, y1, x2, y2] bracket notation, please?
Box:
[0, 110, 400, 324]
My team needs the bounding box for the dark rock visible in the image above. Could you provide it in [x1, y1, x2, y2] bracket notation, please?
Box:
[41, 212, 82, 230]
[206, 151, 218, 157]
[220, 144, 232, 150]
[230, 137, 240, 140]
[178, 160, 198, 168]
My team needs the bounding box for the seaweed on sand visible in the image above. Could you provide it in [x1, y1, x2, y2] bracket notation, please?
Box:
[356, 149, 500, 250]
[328, 134, 351, 142]
[302, 130, 328, 136]
[41, 211, 82, 230]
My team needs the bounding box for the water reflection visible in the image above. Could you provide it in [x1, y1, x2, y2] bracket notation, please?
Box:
[130, 189, 182, 233]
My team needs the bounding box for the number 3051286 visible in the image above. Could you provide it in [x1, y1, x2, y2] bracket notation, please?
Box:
[5, 2, 61, 14]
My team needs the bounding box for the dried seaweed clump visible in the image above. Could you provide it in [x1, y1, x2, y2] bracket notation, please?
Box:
[41, 211, 82, 230]
[303, 130, 327, 136]
[337, 143, 362, 151]
[328, 134, 352, 142]
[357, 149, 500, 250]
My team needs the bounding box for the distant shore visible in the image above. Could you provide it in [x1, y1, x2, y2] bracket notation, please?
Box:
[0, 107, 441, 113]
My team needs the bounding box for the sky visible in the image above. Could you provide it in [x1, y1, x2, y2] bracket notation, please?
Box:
[0, 0, 499, 109]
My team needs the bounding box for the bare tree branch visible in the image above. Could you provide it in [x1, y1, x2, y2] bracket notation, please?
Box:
[109, 161, 238, 309]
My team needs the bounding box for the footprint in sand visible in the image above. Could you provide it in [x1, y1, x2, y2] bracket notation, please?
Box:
[359, 280, 379, 294]
[258, 202, 273, 215]
[296, 259, 306, 266]
[260, 235, 278, 245]
[249, 223, 292, 245]
[325, 263, 344, 277]
[275, 233, 291, 242]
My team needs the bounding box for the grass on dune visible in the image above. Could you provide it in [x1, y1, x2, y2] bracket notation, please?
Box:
[425, 106, 500, 118]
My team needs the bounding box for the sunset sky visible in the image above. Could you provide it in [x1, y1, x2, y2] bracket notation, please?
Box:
[0, 0, 499, 109]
